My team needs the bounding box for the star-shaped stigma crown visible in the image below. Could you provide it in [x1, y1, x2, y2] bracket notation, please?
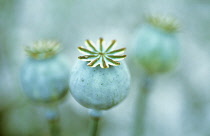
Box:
[25, 40, 61, 60]
[146, 15, 179, 33]
[78, 38, 127, 68]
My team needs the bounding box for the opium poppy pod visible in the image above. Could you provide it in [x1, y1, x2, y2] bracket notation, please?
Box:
[133, 15, 180, 75]
[20, 41, 70, 103]
[70, 38, 130, 110]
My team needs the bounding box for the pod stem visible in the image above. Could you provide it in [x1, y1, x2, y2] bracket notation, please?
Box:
[134, 76, 153, 136]
[89, 109, 102, 136]
[45, 106, 60, 136]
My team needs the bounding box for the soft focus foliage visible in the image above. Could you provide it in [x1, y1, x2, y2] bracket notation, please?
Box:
[0, 0, 210, 136]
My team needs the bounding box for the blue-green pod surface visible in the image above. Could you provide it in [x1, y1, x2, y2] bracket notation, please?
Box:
[133, 16, 180, 75]
[70, 60, 130, 110]
[20, 41, 69, 103]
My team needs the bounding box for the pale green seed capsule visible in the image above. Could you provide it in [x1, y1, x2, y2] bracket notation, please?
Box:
[70, 38, 130, 110]
[133, 15, 180, 75]
[70, 60, 130, 110]
[20, 41, 70, 103]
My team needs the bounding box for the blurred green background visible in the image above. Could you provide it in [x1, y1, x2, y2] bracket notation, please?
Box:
[0, 0, 210, 136]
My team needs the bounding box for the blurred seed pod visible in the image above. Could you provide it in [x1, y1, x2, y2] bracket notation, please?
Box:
[133, 15, 180, 75]
[70, 38, 130, 110]
[20, 40, 70, 104]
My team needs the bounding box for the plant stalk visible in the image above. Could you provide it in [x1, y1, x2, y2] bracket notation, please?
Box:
[90, 117, 100, 136]
[45, 106, 60, 136]
[89, 109, 102, 136]
[134, 76, 153, 136]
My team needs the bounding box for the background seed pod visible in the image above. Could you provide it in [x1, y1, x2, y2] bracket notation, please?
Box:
[70, 60, 130, 110]
[133, 23, 180, 75]
[20, 55, 70, 104]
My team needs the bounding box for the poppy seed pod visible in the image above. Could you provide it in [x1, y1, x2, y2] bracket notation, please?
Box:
[133, 15, 180, 75]
[20, 41, 70, 103]
[70, 38, 130, 110]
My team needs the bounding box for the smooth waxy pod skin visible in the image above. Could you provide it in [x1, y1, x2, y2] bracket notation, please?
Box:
[70, 60, 130, 110]
[70, 38, 130, 110]
[20, 41, 69, 103]
[133, 16, 180, 74]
